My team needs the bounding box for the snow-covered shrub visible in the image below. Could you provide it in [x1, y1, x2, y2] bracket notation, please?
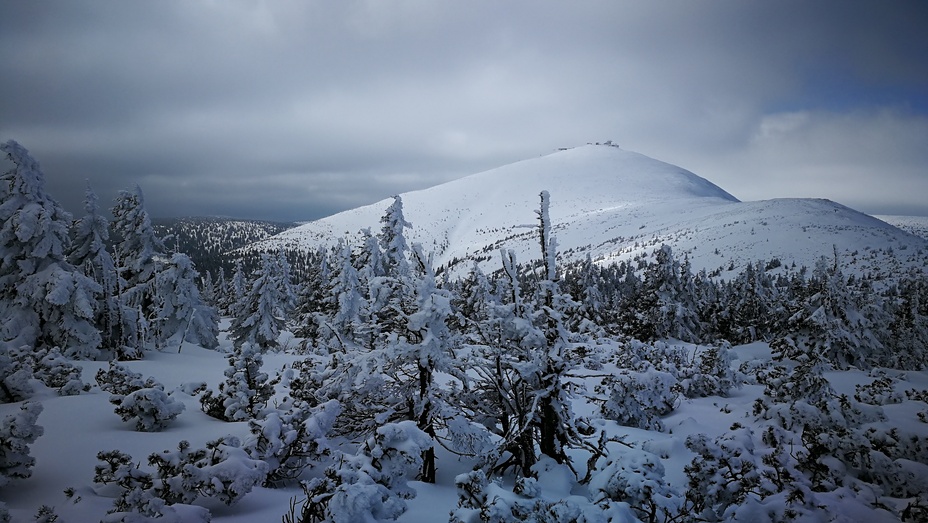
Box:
[29, 346, 87, 396]
[0, 344, 33, 403]
[598, 367, 679, 430]
[907, 388, 928, 404]
[854, 373, 903, 405]
[681, 342, 740, 398]
[94, 450, 160, 517]
[147, 436, 268, 506]
[684, 427, 765, 521]
[611, 339, 740, 399]
[285, 421, 431, 523]
[244, 399, 340, 486]
[685, 425, 848, 521]
[904, 494, 928, 522]
[95, 362, 158, 396]
[588, 445, 683, 523]
[111, 387, 185, 432]
[0, 401, 44, 486]
[0, 502, 9, 523]
[200, 343, 275, 421]
[2, 345, 89, 398]
[97, 362, 183, 431]
[93, 450, 212, 523]
[449, 458, 624, 523]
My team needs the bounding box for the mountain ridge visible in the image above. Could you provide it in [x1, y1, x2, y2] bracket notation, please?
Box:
[246, 144, 927, 280]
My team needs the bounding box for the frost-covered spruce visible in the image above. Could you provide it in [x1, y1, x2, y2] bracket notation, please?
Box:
[111, 186, 166, 322]
[228, 253, 290, 352]
[153, 253, 219, 350]
[200, 342, 274, 421]
[0, 401, 44, 486]
[0, 140, 102, 358]
[312, 239, 370, 349]
[69, 184, 129, 355]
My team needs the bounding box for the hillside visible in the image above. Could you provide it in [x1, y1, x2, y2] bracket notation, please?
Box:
[249, 144, 927, 280]
[153, 217, 297, 276]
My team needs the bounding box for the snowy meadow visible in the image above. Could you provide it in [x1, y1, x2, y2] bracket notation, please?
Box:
[3, 140, 928, 522]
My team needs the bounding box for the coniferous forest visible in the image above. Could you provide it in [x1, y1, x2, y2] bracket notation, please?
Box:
[3, 140, 928, 522]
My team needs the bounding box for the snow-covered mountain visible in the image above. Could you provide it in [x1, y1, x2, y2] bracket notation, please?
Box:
[249, 144, 927, 279]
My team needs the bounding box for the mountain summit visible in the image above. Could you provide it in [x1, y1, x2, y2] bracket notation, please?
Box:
[250, 144, 926, 279]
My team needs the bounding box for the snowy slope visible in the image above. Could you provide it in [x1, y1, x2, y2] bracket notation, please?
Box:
[875, 215, 928, 241]
[249, 144, 927, 279]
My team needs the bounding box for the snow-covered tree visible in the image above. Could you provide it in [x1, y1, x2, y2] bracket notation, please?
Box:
[69, 184, 128, 355]
[222, 259, 247, 316]
[314, 240, 370, 350]
[229, 253, 290, 352]
[638, 244, 703, 342]
[379, 196, 411, 277]
[775, 254, 880, 369]
[153, 253, 219, 350]
[389, 244, 462, 482]
[463, 193, 597, 478]
[529, 191, 584, 466]
[0, 401, 43, 486]
[111, 186, 166, 329]
[881, 274, 928, 369]
[0, 140, 102, 358]
[200, 343, 275, 422]
[199, 270, 217, 308]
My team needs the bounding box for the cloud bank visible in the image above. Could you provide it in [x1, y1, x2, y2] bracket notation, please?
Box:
[2, 1, 926, 221]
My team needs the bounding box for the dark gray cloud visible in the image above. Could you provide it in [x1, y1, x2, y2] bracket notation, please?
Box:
[2, 1, 927, 221]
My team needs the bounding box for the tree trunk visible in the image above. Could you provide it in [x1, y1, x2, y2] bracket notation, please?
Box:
[418, 361, 436, 483]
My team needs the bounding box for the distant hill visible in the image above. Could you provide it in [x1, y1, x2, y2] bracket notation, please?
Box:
[153, 217, 297, 276]
[875, 215, 928, 241]
[246, 144, 927, 282]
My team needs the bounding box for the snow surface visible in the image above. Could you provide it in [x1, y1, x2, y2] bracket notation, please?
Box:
[249, 144, 927, 280]
[3, 330, 928, 522]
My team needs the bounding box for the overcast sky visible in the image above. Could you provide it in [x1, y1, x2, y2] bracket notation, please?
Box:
[2, 1, 927, 222]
